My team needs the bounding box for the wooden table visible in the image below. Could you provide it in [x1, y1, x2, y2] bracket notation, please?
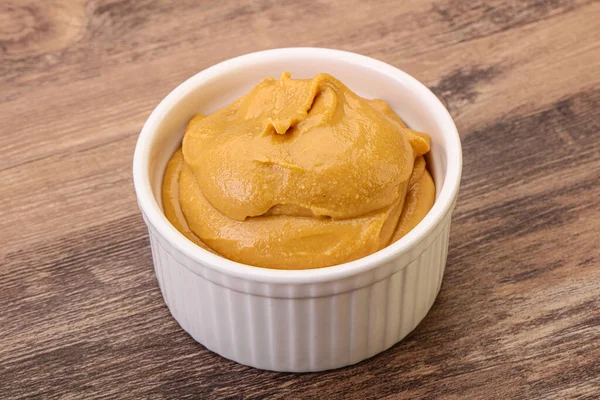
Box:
[2, 0, 599, 398]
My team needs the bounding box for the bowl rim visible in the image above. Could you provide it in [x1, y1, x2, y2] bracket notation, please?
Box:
[133, 47, 462, 284]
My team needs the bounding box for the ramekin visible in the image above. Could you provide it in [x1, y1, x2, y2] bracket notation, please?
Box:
[133, 48, 462, 372]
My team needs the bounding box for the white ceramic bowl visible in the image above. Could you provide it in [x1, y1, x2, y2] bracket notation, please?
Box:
[133, 48, 462, 372]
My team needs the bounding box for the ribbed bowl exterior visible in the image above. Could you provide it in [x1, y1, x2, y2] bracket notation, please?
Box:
[144, 209, 453, 372]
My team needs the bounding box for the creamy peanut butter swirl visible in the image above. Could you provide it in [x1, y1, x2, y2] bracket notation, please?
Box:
[162, 73, 435, 269]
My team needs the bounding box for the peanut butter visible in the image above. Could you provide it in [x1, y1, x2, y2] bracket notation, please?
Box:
[162, 73, 435, 269]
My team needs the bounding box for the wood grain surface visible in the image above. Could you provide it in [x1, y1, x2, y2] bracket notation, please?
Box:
[1, 0, 599, 399]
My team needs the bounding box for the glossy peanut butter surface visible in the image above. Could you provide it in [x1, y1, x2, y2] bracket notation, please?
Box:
[162, 73, 435, 269]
